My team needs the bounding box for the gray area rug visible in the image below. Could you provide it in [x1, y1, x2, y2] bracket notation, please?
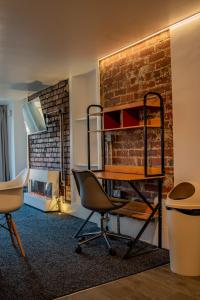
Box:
[0, 205, 169, 299]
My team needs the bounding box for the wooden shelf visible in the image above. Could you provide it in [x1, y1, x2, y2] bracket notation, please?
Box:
[104, 165, 162, 175]
[95, 171, 164, 181]
[88, 98, 160, 118]
[111, 201, 158, 221]
[88, 123, 161, 133]
[103, 98, 160, 113]
[76, 116, 98, 121]
[88, 99, 161, 131]
[88, 112, 103, 117]
[95, 165, 164, 181]
[89, 98, 160, 132]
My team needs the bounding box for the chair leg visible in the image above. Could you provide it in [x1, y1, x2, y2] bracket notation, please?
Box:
[73, 211, 94, 238]
[107, 232, 133, 241]
[5, 214, 17, 248]
[103, 232, 111, 250]
[7, 214, 25, 257]
[76, 213, 129, 256]
[79, 233, 102, 246]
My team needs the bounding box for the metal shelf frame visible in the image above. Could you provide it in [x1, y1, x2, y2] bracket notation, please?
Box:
[87, 92, 165, 178]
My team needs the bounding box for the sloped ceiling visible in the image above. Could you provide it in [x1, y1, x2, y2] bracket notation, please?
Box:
[0, 0, 199, 101]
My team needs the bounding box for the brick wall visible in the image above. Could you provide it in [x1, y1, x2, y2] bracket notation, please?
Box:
[99, 30, 173, 201]
[28, 79, 70, 193]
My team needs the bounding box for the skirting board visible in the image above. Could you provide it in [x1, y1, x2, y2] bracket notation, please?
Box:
[24, 193, 59, 212]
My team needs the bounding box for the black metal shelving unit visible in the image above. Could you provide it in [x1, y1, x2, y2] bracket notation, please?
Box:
[144, 92, 165, 177]
[87, 92, 165, 177]
[86, 92, 165, 257]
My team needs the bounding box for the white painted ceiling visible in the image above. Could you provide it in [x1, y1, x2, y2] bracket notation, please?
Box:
[0, 0, 199, 101]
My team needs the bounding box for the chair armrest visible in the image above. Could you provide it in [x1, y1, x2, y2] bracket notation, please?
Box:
[0, 182, 22, 191]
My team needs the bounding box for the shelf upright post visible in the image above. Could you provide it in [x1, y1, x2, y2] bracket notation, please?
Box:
[144, 94, 148, 177]
[102, 113, 105, 171]
[144, 92, 165, 177]
[160, 95, 165, 176]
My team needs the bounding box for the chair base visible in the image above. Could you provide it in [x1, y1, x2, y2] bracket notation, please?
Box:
[0, 213, 26, 257]
[74, 212, 132, 255]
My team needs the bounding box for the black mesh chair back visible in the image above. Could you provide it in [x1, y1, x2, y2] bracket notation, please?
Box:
[72, 170, 114, 212]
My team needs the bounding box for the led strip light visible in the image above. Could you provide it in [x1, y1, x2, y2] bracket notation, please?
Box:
[99, 11, 200, 61]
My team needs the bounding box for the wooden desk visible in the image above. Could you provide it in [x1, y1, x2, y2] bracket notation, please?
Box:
[94, 170, 164, 259]
[95, 171, 164, 181]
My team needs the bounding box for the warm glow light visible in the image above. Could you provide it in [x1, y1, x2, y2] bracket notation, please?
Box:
[99, 28, 167, 61]
[170, 11, 200, 29]
[99, 12, 200, 61]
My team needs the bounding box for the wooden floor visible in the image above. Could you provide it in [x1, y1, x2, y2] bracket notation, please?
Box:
[57, 265, 200, 300]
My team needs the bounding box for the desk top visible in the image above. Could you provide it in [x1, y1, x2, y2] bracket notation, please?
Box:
[94, 171, 164, 181]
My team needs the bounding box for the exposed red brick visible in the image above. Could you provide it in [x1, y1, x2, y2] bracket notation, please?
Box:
[99, 30, 173, 202]
[28, 79, 70, 195]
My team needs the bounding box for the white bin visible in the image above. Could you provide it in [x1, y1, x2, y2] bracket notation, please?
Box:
[166, 181, 200, 276]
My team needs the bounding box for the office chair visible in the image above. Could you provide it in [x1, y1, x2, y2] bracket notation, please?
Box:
[72, 169, 131, 255]
[0, 169, 29, 257]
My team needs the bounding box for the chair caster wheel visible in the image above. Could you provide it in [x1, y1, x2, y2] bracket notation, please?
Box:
[75, 245, 82, 254]
[78, 237, 85, 242]
[109, 248, 116, 256]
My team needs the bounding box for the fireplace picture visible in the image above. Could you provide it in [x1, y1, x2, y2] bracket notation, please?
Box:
[30, 180, 52, 198]
[24, 169, 60, 211]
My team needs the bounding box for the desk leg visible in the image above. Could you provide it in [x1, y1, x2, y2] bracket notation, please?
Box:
[123, 204, 159, 259]
[123, 179, 163, 259]
[158, 178, 163, 249]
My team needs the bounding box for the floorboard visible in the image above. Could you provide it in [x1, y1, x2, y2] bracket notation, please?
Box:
[57, 265, 200, 300]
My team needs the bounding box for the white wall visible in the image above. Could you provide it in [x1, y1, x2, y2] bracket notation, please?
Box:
[7, 102, 15, 178]
[171, 16, 200, 183]
[0, 101, 15, 178]
[12, 100, 28, 176]
[68, 68, 102, 222]
[4, 100, 27, 178]
[71, 70, 101, 168]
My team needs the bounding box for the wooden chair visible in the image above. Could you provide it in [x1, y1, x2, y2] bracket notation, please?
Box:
[0, 169, 29, 257]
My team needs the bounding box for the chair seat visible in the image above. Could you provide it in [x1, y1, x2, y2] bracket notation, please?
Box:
[84, 198, 128, 213]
